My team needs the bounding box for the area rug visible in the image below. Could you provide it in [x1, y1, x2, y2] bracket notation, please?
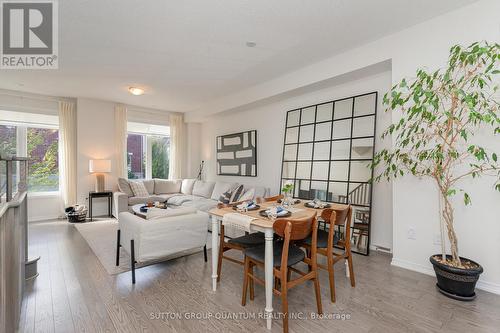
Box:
[74, 219, 211, 275]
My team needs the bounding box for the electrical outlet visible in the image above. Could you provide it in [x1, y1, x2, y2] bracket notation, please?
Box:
[407, 227, 416, 240]
[434, 234, 442, 246]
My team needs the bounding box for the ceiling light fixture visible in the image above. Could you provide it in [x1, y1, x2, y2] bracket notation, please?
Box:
[128, 87, 145, 96]
[246, 41, 256, 48]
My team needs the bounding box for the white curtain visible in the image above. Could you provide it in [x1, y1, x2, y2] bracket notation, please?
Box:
[169, 113, 184, 179]
[114, 104, 128, 179]
[58, 101, 77, 207]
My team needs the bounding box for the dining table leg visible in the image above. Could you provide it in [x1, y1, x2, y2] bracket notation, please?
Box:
[211, 215, 219, 292]
[264, 228, 274, 330]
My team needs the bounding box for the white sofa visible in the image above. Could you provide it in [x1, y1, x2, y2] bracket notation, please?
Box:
[113, 178, 270, 217]
[117, 207, 209, 283]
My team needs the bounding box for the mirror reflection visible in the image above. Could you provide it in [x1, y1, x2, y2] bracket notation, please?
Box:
[281, 92, 377, 255]
[316, 103, 333, 122]
[299, 125, 314, 142]
[301, 107, 316, 124]
[315, 122, 331, 141]
[287, 110, 300, 126]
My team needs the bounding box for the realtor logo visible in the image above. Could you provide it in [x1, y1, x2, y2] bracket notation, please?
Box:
[1, 0, 58, 69]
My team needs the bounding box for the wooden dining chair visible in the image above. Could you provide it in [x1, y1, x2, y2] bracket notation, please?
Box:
[299, 206, 355, 302]
[241, 216, 322, 333]
[256, 194, 284, 204]
[216, 194, 284, 282]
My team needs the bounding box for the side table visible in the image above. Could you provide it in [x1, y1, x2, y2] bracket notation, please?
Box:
[88, 191, 113, 221]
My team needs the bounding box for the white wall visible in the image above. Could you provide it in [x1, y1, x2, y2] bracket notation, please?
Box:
[76, 98, 120, 216]
[192, 0, 500, 293]
[75, 98, 177, 216]
[186, 123, 202, 178]
[383, 0, 500, 294]
[200, 70, 393, 251]
[27, 194, 61, 221]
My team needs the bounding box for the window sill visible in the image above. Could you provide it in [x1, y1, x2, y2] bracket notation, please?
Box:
[28, 191, 60, 199]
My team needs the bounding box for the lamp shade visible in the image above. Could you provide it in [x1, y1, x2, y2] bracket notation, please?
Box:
[89, 159, 111, 173]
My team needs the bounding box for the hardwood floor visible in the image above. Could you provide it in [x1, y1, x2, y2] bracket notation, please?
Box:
[19, 219, 500, 333]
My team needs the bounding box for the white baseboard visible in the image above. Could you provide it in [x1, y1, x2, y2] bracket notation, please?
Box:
[476, 280, 500, 295]
[29, 215, 61, 222]
[370, 244, 392, 254]
[391, 258, 435, 276]
[391, 258, 500, 295]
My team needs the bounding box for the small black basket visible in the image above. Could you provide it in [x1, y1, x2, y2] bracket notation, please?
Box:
[66, 209, 88, 223]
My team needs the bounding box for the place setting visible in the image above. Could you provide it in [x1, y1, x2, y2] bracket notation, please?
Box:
[258, 205, 292, 219]
[304, 198, 331, 209]
[232, 200, 260, 212]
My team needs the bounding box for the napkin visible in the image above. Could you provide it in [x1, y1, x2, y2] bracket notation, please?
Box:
[222, 213, 256, 232]
[236, 200, 256, 211]
[266, 206, 288, 217]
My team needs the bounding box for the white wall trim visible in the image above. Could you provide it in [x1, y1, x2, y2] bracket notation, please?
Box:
[0, 88, 75, 116]
[0, 88, 70, 102]
[391, 257, 500, 295]
[476, 280, 500, 296]
[391, 257, 435, 276]
[27, 192, 62, 222]
[370, 244, 392, 254]
[29, 214, 61, 222]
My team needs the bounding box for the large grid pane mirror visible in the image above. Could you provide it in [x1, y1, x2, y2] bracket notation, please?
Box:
[280, 92, 377, 255]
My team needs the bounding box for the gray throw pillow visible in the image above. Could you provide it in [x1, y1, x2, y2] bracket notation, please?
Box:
[142, 179, 155, 195]
[117, 178, 134, 197]
[218, 190, 233, 205]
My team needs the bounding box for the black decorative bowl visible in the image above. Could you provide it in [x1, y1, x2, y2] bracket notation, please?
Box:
[140, 205, 149, 213]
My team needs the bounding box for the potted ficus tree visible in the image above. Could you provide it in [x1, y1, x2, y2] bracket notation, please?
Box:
[372, 41, 499, 300]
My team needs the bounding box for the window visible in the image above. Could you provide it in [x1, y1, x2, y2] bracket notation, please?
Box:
[0, 124, 16, 156]
[127, 122, 170, 180]
[0, 111, 59, 193]
[127, 133, 146, 179]
[27, 127, 59, 192]
[150, 135, 169, 179]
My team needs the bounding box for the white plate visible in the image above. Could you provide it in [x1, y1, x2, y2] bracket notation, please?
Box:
[265, 209, 289, 217]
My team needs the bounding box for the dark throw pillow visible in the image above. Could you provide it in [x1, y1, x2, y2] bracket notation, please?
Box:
[229, 184, 244, 203]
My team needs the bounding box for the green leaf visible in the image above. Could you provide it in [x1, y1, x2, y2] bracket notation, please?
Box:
[373, 42, 500, 186]
[464, 193, 471, 205]
[447, 189, 457, 196]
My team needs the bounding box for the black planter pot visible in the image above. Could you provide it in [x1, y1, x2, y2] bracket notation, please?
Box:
[430, 255, 483, 301]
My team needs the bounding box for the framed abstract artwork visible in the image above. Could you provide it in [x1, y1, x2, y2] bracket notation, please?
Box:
[216, 130, 257, 177]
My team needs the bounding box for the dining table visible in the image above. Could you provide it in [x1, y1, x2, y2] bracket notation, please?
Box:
[208, 200, 349, 330]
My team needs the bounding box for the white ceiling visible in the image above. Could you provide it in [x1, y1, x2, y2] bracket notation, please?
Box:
[0, 0, 477, 113]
